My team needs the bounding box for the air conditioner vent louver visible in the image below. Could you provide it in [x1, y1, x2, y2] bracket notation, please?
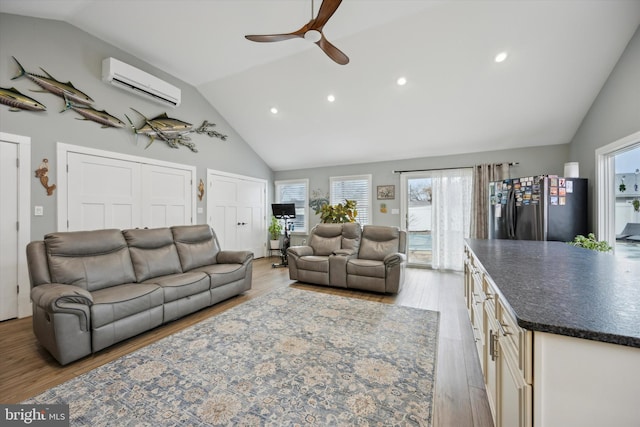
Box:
[101, 57, 181, 108]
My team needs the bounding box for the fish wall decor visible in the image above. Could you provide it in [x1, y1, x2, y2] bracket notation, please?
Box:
[126, 109, 230, 152]
[61, 97, 125, 128]
[12, 56, 94, 106]
[126, 108, 197, 152]
[0, 86, 46, 112]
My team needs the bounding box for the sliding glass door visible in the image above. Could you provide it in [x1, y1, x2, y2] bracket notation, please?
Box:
[404, 175, 433, 267]
[401, 169, 473, 270]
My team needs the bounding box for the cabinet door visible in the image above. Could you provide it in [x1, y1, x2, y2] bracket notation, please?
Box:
[498, 337, 532, 427]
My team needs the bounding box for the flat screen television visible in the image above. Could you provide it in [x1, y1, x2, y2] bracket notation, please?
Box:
[271, 203, 296, 218]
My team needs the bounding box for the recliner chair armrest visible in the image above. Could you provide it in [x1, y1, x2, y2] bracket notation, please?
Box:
[287, 246, 313, 258]
[333, 248, 357, 256]
[383, 253, 407, 267]
[31, 284, 93, 331]
[217, 250, 253, 265]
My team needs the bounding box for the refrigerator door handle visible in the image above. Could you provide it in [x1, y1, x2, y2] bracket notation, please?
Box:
[507, 189, 516, 239]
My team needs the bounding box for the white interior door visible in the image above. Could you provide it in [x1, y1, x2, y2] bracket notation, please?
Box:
[60, 144, 196, 232]
[67, 152, 142, 231]
[141, 164, 193, 227]
[0, 140, 19, 321]
[207, 170, 266, 257]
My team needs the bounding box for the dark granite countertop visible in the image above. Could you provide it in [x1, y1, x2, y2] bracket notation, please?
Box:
[465, 239, 640, 348]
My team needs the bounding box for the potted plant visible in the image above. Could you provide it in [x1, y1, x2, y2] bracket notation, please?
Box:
[318, 199, 358, 223]
[568, 233, 612, 252]
[633, 199, 639, 213]
[268, 216, 283, 249]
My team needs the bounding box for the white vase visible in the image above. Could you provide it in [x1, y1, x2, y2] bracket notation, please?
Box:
[269, 239, 280, 249]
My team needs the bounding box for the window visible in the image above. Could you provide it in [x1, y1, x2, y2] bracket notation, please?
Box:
[330, 174, 372, 225]
[275, 179, 308, 233]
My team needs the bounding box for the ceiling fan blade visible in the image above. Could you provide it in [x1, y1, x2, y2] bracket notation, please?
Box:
[312, 0, 342, 30]
[245, 33, 302, 43]
[316, 36, 349, 65]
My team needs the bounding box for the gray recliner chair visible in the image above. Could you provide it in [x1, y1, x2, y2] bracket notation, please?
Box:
[346, 225, 407, 293]
[287, 223, 362, 286]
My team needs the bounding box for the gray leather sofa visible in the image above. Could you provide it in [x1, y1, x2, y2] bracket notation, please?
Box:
[26, 224, 252, 365]
[287, 224, 407, 293]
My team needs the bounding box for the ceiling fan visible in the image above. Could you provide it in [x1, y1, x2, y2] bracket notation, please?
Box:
[245, 0, 349, 65]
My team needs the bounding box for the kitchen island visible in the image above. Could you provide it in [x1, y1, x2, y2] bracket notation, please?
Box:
[464, 238, 640, 427]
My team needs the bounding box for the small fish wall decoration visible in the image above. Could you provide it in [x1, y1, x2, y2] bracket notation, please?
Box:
[61, 97, 125, 128]
[35, 158, 56, 196]
[0, 86, 46, 112]
[12, 56, 94, 106]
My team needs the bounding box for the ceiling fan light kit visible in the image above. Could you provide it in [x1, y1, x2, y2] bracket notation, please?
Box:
[245, 0, 349, 65]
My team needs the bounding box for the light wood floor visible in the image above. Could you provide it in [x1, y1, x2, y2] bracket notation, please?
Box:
[0, 257, 493, 426]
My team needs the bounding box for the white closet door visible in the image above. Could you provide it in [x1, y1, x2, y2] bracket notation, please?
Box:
[141, 164, 193, 227]
[208, 171, 266, 257]
[0, 141, 18, 321]
[238, 178, 266, 256]
[67, 152, 142, 231]
[209, 174, 241, 250]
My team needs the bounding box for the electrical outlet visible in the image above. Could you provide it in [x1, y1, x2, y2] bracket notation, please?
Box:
[34, 206, 43, 216]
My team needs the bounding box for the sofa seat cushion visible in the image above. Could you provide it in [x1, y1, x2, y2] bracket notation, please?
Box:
[91, 283, 163, 329]
[347, 259, 385, 278]
[296, 256, 330, 273]
[192, 263, 247, 289]
[144, 272, 210, 303]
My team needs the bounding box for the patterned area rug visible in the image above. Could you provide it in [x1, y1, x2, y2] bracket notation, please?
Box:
[25, 286, 440, 426]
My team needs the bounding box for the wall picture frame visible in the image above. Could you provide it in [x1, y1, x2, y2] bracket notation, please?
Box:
[377, 185, 395, 200]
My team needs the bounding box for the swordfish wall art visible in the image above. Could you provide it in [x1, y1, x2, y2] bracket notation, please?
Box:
[1, 56, 229, 152]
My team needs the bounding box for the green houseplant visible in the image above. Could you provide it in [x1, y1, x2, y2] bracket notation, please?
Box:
[268, 216, 283, 249]
[319, 199, 358, 223]
[633, 199, 639, 212]
[568, 233, 612, 252]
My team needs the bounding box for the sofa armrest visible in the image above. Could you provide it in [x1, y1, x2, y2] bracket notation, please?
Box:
[216, 250, 253, 265]
[31, 284, 93, 331]
[383, 252, 407, 267]
[287, 246, 313, 257]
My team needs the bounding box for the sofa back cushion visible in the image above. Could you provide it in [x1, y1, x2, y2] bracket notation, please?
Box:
[358, 226, 402, 261]
[45, 229, 136, 292]
[172, 225, 220, 271]
[341, 223, 362, 252]
[123, 227, 183, 282]
[309, 224, 343, 256]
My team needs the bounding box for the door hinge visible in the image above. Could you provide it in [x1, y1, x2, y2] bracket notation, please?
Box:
[16, 158, 20, 168]
[16, 221, 19, 231]
[17, 284, 20, 294]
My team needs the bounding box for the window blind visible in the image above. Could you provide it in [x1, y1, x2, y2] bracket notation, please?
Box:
[275, 179, 308, 233]
[330, 175, 371, 225]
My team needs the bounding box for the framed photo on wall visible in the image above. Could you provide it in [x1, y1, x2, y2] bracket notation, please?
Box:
[377, 185, 395, 200]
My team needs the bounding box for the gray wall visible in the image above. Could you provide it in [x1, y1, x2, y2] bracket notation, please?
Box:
[0, 13, 273, 240]
[275, 143, 570, 235]
[569, 25, 640, 229]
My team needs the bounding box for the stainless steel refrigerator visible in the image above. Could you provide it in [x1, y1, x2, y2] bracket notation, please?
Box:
[488, 176, 588, 242]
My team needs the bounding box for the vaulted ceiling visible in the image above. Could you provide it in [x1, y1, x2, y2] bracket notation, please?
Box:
[1, 0, 639, 171]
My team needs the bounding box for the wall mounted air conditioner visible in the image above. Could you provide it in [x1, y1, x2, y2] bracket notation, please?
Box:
[101, 57, 181, 108]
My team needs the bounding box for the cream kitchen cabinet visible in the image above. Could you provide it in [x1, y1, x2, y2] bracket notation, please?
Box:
[464, 240, 640, 427]
[465, 246, 531, 427]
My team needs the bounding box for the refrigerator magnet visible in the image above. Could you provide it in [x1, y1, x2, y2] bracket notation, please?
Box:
[559, 197, 566, 205]
[550, 178, 558, 187]
[559, 178, 566, 188]
[550, 187, 558, 196]
[559, 188, 566, 196]
[551, 196, 558, 205]
[566, 181, 573, 193]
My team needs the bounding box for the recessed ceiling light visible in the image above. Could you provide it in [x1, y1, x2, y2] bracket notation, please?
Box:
[270, 107, 278, 114]
[397, 77, 407, 86]
[494, 52, 508, 63]
[327, 94, 335, 102]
